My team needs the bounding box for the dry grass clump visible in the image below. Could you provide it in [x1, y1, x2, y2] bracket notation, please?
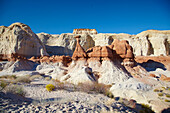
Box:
[0, 81, 8, 91]
[29, 75, 43, 81]
[165, 99, 170, 102]
[5, 85, 26, 96]
[165, 94, 170, 98]
[13, 75, 31, 83]
[46, 84, 55, 91]
[77, 82, 111, 95]
[45, 77, 51, 81]
[0, 75, 17, 80]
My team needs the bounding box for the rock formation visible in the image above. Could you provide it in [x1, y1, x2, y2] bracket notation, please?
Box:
[73, 29, 97, 35]
[72, 35, 87, 60]
[37, 33, 95, 56]
[0, 23, 48, 60]
[128, 30, 170, 56]
[36, 29, 170, 57]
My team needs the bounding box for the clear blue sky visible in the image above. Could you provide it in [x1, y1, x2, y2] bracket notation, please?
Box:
[0, 0, 170, 34]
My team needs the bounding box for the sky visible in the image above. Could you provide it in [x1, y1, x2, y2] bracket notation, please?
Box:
[0, 0, 170, 34]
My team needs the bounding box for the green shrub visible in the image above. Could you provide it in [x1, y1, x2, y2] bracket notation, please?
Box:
[158, 93, 163, 96]
[165, 94, 170, 98]
[46, 84, 55, 91]
[165, 99, 170, 102]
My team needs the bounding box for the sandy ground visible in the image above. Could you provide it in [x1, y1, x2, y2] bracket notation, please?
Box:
[0, 79, 135, 113]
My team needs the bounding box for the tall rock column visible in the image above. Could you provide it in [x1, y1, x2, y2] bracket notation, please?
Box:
[72, 35, 87, 60]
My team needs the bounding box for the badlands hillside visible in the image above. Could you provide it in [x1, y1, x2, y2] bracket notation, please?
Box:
[0, 22, 170, 113]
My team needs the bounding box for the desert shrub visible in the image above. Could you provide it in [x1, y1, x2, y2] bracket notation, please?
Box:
[0, 81, 8, 91]
[106, 91, 114, 98]
[162, 87, 166, 90]
[153, 89, 160, 92]
[165, 99, 170, 102]
[46, 84, 55, 91]
[140, 104, 154, 113]
[5, 85, 26, 96]
[13, 75, 31, 83]
[45, 77, 51, 81]
[0, 75, 17, 80]
[77, 82, 111, 97]
[165, 94, 170, 98]
[158, 93, 163, 96]
[29, 75, 43, 81]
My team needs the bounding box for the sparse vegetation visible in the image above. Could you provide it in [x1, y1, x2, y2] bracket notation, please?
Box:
[5, 85, 26, 96]
[13, 75, 31, 83]
[45, 77, 51, 81]
[46, 84, 55, 91]
[165, 94, 170, 98]
[140, 103, 154, 113]
[162, 87, 166, 90]
[0, 75, 17, 80]
[0, 81, 8, 91]
[153, 89, 160, 92]
[106, 91, 114, 98]
[165, 99, 170, 102]
[29, 75, 43, 81]
[158, 93, 163, 96]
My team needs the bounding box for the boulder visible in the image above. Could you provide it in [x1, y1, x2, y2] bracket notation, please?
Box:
[0, 23, 48, 60]
[3, 59, 37, 72]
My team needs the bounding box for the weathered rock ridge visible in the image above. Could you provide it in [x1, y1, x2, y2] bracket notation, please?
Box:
[0, 23, 48, 60]
[37, 29, 170, 57]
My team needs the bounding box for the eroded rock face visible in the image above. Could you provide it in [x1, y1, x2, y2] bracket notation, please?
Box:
[73, 29, 97, 35]
[92, 34, 113, 46]
[37, 29, 170, 57]
[37, 33, 95, 56]
[128, 30, 170, 56]
[0, 23, 48, 60]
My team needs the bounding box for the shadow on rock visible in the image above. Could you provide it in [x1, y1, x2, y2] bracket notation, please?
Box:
[138, 60, 166, 71]
[45, 45, 73, 56]
[162, 108, 170, 113]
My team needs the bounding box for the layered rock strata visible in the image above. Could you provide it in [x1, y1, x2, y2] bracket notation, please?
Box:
[73, 29, 97, 35]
